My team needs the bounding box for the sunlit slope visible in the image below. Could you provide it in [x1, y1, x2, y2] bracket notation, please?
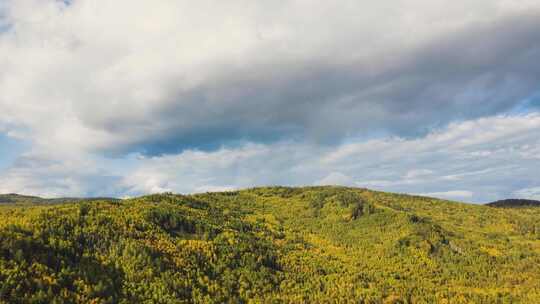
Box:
[1, 186, 539, 303]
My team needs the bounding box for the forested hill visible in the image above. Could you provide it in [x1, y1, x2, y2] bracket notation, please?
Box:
[487, 198, 540, 208]
[1, 186, 539, 303]
[0, 193, 120, 205]
[0, 193, 49, 204]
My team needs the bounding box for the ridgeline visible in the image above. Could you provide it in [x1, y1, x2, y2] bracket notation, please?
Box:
[487, 199, 540, 208]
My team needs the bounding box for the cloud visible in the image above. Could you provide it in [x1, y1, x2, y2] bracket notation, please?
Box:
[0, 150, 126, 198]
[1, 1, 540, 203]
[1, 113, 539, 202]
[404, 169, 434, 180]
[315, 172, 354, 186]
[416, 191, 474, 200]
[119, 143, 312, 195]
[513, 187, 540, 200]
[114, 113, 540, 203]
[1, 1, 540, 156]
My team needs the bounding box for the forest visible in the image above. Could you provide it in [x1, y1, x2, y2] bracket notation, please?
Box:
[0, 186, 539, 303]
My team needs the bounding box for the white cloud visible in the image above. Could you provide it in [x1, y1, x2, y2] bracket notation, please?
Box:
[513, 187, 540, 200]
[404, 169, 434, 180]
[115, 113, 540, 202]
[0, 150, 125, 197]
[1, 113, 539, 202]
[194, 185, 237, 193]
[1, 0, 540, 156]
[315, 172, 354, 186]
[1, 1, 540, 203]
[416, 191, 474, 200]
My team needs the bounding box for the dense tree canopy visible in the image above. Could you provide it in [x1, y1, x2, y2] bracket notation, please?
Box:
[0, 186, 539, 303]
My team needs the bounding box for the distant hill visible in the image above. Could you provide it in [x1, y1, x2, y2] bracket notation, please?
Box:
[0, 193, 120, 205]
[0, 193, 48, 204]
[0, 186, 539, 302]
[487, 198, 540, 208]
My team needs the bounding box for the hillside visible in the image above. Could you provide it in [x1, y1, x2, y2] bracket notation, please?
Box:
[0, 193, 120, 205]
[487, 199, 540, 208]
[1, 186, 539, 303]
[0, 193, 51, 205]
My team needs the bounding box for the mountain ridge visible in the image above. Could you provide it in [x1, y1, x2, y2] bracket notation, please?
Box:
[0, 193, 120, 205]
[487, 198, 540, 208]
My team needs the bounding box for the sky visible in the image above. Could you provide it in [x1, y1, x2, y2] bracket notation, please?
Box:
[1, 0, 540, 202]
